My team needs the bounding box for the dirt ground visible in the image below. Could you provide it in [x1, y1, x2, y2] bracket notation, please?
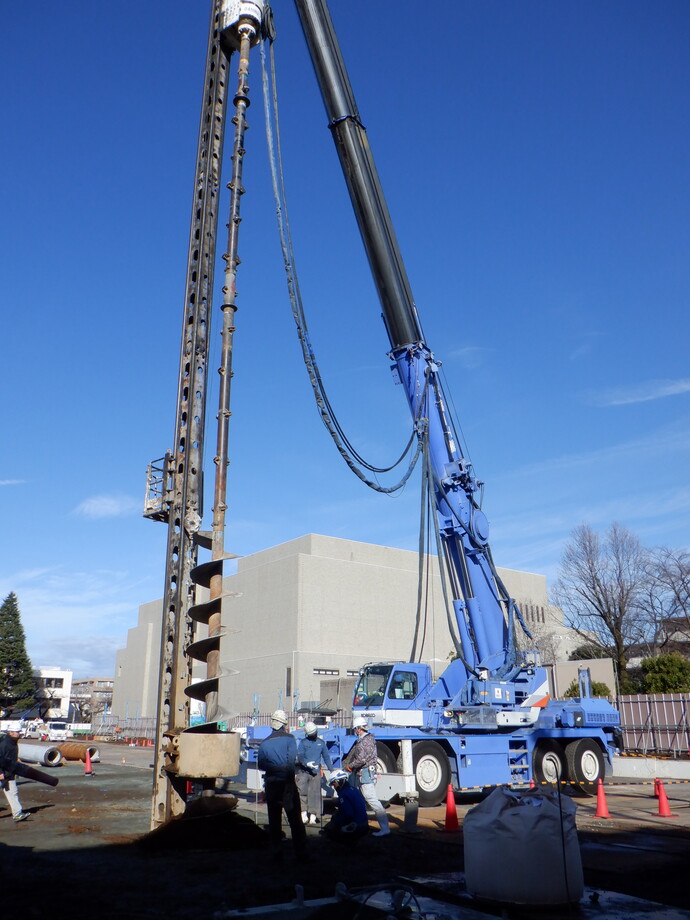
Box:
[1, 748, 690, 919]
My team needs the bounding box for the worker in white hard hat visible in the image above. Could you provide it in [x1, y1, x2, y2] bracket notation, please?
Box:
[257, 710, 307, 862]
[0, 727, 30, 822]
[296, 720, 333, 825]
[342, 716, 390, 836]
[321, 769, 368, 844]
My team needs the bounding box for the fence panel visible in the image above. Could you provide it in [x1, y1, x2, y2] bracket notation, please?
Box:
[618, 693, 690, 756]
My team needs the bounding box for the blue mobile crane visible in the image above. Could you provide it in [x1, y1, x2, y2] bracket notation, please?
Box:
[164, 0, 621, 811]
[268, 0, 621, 806]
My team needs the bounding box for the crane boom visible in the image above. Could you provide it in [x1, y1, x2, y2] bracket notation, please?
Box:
[294, 0, 540, 713]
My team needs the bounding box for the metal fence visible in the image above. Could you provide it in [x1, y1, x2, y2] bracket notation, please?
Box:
[90, 697, 690, 756]
[90, 717, 157, 742]
[618, 694, 690, 756]
[226, 711, 350, 732]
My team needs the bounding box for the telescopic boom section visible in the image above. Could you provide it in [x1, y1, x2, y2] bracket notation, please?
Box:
[293, 0, 422, 351]
[294, 0, 524, 688]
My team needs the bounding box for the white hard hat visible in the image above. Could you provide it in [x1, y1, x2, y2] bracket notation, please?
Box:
[270, 709, 288, 729]
[328, 769, 349, 787]
[304, 721, 317, 736]
[352, 716, 368, 730]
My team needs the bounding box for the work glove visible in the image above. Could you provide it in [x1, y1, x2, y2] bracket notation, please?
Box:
[307, 761, 318, 775]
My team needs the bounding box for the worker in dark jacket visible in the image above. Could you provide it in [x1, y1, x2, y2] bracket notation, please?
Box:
[0, 728, 30, 822]
[296, 721, 333, 825]
[257, 710, 307, 861]
[321, 769, 368, 844]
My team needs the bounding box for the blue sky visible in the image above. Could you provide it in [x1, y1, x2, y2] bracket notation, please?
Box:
[2, 1, 689, 678]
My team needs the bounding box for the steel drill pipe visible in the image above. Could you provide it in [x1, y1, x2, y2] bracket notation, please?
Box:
[55, 742, 100, 763]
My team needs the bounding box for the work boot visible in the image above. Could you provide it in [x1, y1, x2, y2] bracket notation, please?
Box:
[301, 810, 308, 823]
[308, 814, 319, 825]
[13, 812, 30, 823]
[372, 814, 390, 837]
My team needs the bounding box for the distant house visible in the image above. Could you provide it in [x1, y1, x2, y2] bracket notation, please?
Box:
[33, 666, 72, 720]
[625, 618, 690, 668]
[71, 677, 114, 722]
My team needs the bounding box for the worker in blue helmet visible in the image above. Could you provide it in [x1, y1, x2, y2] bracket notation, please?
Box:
[321, 769, 368, 844]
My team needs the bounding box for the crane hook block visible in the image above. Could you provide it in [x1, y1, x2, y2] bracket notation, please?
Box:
[219, 0, 265, 50]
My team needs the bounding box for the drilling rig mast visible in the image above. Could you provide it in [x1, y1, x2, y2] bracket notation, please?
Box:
[144, 0, 266, 828]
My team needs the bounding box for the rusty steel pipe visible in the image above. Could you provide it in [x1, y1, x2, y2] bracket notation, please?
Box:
[55, 742, 100, 763]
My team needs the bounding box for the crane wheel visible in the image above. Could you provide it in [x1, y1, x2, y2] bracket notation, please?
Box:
[411, 741, 450, 807]
[532, 740, 565, 786]
[565, 738, 605, 796]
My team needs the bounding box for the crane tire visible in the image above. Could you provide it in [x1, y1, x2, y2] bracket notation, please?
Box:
[565, 738, 605, 796]
[376, 744, 397, 775]
[412, 741, 450, 807]
[532, 740, 565, 787]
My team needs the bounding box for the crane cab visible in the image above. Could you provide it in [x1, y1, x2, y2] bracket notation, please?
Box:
[352, 662, 431, 727]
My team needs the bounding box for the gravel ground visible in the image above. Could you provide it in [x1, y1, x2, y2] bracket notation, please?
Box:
[1, 747, 690, 919]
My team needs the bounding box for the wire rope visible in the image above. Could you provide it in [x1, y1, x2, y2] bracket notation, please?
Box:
[259, 38, 424, 493]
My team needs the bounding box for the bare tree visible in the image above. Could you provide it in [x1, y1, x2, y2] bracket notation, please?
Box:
[552, 523, 650, 691]
[644, 548, 690, 651]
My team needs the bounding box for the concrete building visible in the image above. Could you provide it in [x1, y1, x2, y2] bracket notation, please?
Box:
[111, 600, 164, 722]
[34, 666, 72, 719]
[112, 534, 577, 720]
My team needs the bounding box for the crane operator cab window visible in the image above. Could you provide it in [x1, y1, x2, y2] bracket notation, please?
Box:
[353, 664, 392, 708]
[387, 671, 418, 701]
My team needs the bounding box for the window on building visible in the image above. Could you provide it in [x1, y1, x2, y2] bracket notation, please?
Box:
[286, 667, 292, 698]
[312, 668, 339, 676]
[346, 670, 359, 678]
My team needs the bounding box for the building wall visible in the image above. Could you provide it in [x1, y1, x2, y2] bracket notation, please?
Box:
[111, 600, 162, 720]
[216, 534, 576, 714]
[35, 666, 72, 719]
[113, 534, 579, 719]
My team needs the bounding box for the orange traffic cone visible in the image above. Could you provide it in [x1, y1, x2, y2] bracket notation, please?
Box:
[443, 784, 459, 832]
[84, 748, 94, 777]
[594, 778, 611, 818]
[656, 780, 677, 818]
[529, 778, 536, 789]
[653, 777, 660, 798]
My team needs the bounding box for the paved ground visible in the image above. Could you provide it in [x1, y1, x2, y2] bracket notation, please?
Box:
[1, 743, 690, 918]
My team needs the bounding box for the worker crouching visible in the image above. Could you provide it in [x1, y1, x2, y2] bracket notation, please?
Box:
[321, 769, 368, 844]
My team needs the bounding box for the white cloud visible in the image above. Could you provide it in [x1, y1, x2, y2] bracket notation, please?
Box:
[494, 418, 690, 483]
[568, 332, 603, 362]
[589, 378, 690, 407]
[32, 636, 124, 678]
[0, 479, 25, 486]
[73, 493, 140, 519]
[448, 346, 492, 370]
[0, 566, 146, 679]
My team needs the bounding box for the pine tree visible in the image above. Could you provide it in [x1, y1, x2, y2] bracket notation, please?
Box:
[0, 592, 37, 715]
